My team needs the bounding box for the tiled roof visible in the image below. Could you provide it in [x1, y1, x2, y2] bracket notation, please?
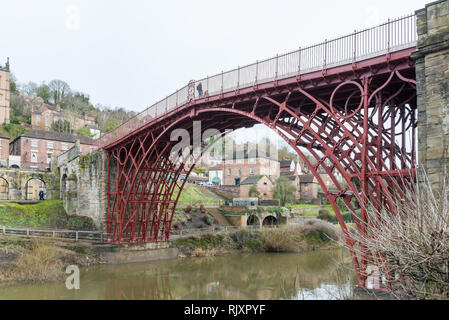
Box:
[209, 164, 224, 171]
[280, 160, 293, 168]
[0, 132, 9, 140]
[241, 175, 264, 185]
[299, 174, 316, 183]
[14, 130, 95, 145]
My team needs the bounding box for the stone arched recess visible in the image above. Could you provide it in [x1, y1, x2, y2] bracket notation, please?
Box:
[0, 168, 59, 201]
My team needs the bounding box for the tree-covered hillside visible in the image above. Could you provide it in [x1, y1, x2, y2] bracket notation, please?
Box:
[6, 73, 135, 140]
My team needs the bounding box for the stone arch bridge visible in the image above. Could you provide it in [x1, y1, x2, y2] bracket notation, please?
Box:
[0, 168, 59, 201]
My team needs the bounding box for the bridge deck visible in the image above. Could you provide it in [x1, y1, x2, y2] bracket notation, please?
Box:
[97, 14, 417, 149]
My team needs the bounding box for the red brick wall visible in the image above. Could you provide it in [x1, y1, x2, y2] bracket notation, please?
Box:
[0, 138, 9, 165]
[11, 136, 94, 169]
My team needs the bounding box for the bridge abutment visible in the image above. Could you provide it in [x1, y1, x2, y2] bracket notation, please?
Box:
[58, 144, 108, 231]
[413, 0, 449, 190]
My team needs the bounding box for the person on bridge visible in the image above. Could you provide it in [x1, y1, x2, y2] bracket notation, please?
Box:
[197, 82, 203, 97]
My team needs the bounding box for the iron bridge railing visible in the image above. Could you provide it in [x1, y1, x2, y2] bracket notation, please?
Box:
[96, 14, 417, 148]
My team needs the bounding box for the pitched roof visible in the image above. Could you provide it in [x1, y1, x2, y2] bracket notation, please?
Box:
[209, 164, 224, 171]
[280, 160, 293, 168]
[280, 171, 295, 177]
[32, 103, 61, 114]
[299, 174, 316, 183]
[0, 132, 9, 140]
[241, 175, 265, 185]
[14, 130, 95, 145]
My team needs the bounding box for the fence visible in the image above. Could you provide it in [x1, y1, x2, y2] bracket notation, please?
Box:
[96, 14, 417, 148]
[1, 224, 281, 243]
[1, 226, 104, 242]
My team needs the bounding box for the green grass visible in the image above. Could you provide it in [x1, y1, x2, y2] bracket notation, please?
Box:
[0, 201, 96, 230]
[290, 203, 319, 209]
[173, 185, 224, 205]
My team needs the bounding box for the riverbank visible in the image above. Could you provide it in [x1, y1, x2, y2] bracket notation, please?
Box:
[0, 236, 102, 284]
[0, 219, 342, 285]
[174, 219, 343, 258]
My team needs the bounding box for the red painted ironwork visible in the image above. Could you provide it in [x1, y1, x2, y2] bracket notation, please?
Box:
[100, 15, 418, 288]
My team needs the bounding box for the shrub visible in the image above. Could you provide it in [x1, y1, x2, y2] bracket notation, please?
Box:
[318, 209, 332, 222]
[185, 205, 193, 213]
[67, 217, 84, 229]
[347, 169, 449, 299]
[199, 205, 206, 213]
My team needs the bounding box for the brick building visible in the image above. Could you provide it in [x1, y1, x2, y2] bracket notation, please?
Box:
[0, 59, 10, 125]
[222, 153, 279, 186]
[0, 132, 9, 167]
[298, 174, 318, 202]
[10, 130, 95, 170]
[31, 99, 99, 135]
[239, 175, 274, 200]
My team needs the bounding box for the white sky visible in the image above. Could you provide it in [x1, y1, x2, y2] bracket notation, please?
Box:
[1, 0, 428, 114]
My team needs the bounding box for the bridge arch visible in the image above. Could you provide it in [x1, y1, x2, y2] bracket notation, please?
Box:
[105, 67, 416, 287]
[247, 215, 260, 227]
[262, 215, 277, 227]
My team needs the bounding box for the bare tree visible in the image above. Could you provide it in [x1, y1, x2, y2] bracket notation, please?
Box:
[343, 168, 449, 300]
[48, 79, 71, 106]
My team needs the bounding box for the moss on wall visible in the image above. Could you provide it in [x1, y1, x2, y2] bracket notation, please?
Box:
[0, 200, 97, 230]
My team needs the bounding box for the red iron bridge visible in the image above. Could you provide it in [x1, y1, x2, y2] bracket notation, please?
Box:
[95, 15, 418, 287]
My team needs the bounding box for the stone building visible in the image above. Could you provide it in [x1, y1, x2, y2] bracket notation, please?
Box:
[9, 130, 95, 170]
[298, 174, 319, 202]
[239, 175, 274, 200]
[0, 59, 10, 125]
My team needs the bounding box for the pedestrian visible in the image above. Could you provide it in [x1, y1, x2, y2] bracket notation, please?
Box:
[197, 82, 203, 97]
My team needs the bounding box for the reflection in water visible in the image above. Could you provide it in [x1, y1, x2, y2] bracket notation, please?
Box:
[0, 249, 356, 300]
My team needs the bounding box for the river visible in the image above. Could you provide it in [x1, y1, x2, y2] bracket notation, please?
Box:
[0, 248, 356, 300]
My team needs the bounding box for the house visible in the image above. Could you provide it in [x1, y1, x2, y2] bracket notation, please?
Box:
[279, 160, 301, 201]
[30, 99, 101, 135]
[9, 130, 95, 170]
[222, 152, 279, 186]
[0, 132, 9, 167]
[239, 175, 274, 200]
[298, 174, 319, 202]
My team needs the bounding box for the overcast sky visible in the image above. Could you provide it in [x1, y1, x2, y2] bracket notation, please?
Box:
[1, 0, 428, 114]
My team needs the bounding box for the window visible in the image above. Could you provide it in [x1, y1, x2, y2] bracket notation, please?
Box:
[238, 168, 242, 177]
[237, 159, 243, 164]
[248, 158, 256, 164]
[47, 142, 54, 149]
[47, 153, 52, 164]
[227, 168, 231, 176]
[31, 140, 38, 148]
[36, 115, 41, 122]
[62, 144, 69, 151]
[45, 114, 50, 127]
[250, 167, 255, 175]
[31, 151, 38, 163]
